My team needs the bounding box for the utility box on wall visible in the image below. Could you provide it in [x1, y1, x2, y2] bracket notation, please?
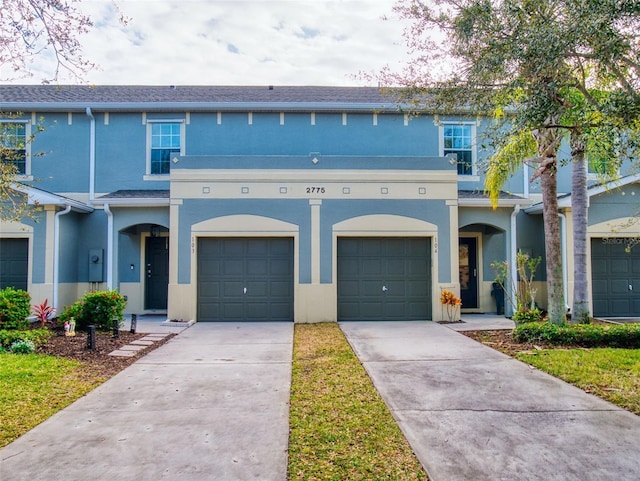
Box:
[89, 248, 104, 282]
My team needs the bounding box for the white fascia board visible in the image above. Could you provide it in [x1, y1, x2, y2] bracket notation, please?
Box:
[525, 173, 640, 214]
[458, 198, 533, 208]
[11, 184, 94, 213]
[91, 198, 170, 207]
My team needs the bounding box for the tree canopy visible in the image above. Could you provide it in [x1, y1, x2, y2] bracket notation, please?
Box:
[380, 0, 640, 324]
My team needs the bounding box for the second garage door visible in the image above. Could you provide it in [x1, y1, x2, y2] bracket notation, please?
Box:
[338, 237, 431, 321]
[198, 238, 294, 321]
[592, 239, 640, 317]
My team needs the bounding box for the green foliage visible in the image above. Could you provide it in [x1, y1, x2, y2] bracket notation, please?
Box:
[57, 300, 85, 326]
[9, 339, 35, 354]
[485, 130, 537, 208]
[59, 290, 126, 331]
[514, 322, 640, 348]
[0, 353, 100, 448]
[490, 250, 542, 318]
[516, 348, 640, 415]
[0, 329, 51, 349]
[512, 307, 542, 324]
[0, 287, 31, 330]
[289, 323, 427, 480]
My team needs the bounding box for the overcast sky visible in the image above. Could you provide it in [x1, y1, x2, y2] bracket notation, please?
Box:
[11, 0, 412, 86]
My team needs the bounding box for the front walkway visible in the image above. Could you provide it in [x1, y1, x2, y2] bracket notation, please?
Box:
[341, 321, 640, 481]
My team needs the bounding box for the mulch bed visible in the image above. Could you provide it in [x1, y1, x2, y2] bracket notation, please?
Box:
[38, 326, 175, 379]
[462, 329, 558, 356]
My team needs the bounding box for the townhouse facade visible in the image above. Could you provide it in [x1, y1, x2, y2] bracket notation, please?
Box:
[0, 85, 638, 322]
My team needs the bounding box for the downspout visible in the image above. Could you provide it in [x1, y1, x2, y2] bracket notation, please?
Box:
[559, 212, 569, 312]
[104, 203, 114, 289]
[85, 107, 95, 201]
[53, 205, 72, 310]
[510, 204, 521, 316]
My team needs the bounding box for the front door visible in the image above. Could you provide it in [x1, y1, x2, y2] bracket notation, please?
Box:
[145, 236, 169, 310]
[459, 237, 478, 309]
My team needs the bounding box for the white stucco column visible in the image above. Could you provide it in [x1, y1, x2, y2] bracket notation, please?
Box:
[310, 199, 322, 284]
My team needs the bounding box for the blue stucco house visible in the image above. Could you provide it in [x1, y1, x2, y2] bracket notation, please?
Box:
[1, 85, 638, 322]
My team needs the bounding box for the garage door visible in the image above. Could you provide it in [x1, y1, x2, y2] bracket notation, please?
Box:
[338, 237, 431, 321]
[592, 239, 640, 317]
[198, 237, 294, 321]
[0, 239, 28, 290]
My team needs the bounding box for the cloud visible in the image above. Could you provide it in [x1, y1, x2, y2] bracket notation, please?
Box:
[4, 0, 411, 86]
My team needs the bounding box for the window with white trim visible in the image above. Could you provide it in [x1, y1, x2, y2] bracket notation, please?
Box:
[147, 121, 183, 175]
[0, 121, 28, 175]
[441, 123, 475, 176]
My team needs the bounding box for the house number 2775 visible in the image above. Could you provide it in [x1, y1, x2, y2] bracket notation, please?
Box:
[306, 187, 326, 194]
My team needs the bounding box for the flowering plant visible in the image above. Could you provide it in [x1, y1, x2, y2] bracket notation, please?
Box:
[440, 289, 462, 322]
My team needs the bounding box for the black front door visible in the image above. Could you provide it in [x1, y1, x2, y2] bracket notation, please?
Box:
[459, 237, 478, 309]
[145, 236, 169, 310]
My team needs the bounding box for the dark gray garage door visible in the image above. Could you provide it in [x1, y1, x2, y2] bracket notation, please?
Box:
[338, 237, 431, 321]
[592, 238, 640, 317]
[198, 237, 294, 321]
[0, 238, 28, 290]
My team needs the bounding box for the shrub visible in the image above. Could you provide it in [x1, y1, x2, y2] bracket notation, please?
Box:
[32, 298, 56, 327]
[514, 322, 640, 348]
[59, 290, 126, 331]
[0, 287, 32, 329]
[10, 339, 35, 354]
[57, 301, 85, 327]
[0, 329, 52, 349]
[512, 307, 543, 325]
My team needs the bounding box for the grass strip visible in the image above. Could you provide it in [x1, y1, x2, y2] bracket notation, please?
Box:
[288, 322, 427, 481]
[0, 353, 104, 448]
[517, 348, 640, 414]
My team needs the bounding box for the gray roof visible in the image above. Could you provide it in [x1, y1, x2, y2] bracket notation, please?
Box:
[0, 85, 402, 112]
[458, 190, 525, 200]
[98, 190, 170, 199]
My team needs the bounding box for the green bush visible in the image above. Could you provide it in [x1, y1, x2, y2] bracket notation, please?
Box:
[512, 308, 543, 325]
[57, 300, 85, 327]
[59, 290, 126, 331]
[0, 287, 32, 329]
[10, 339, 35, 354]
[514, 322, 640, 348]
[0, 329, 51, 349]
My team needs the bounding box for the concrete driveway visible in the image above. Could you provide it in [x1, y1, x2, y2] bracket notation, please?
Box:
[341, 321, 640, 481]
[1, 322, 293, 481]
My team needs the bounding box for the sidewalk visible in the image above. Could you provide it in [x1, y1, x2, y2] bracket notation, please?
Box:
[341, 321, 640, 481]
[0, 322, 293, 481]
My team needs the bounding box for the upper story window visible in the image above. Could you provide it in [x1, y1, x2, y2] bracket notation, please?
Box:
[441, 123, 475, 176]
[147, 121, 183, 176]
[0, 122, 28, 175]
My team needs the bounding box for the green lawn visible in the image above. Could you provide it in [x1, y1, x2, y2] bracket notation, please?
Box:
[517, 348, 640, 414]
[0, 353, 105, 448]
[288, 322, 427, 481]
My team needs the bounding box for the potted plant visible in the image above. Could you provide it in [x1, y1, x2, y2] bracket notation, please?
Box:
[440, 289, 462, 323]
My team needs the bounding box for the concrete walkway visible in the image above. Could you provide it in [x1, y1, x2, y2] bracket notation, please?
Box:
[341, 321, 640, 481]
[1, 322, 293, 481]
